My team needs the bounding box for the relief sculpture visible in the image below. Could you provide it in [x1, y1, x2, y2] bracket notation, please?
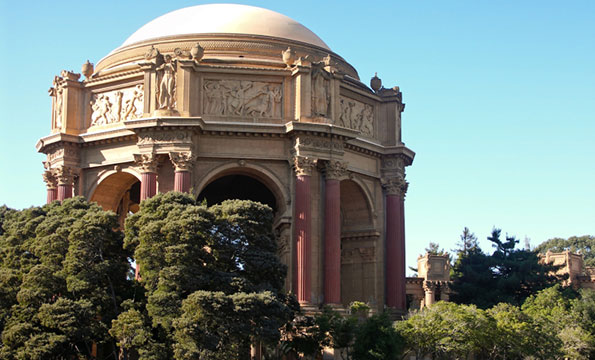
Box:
[90, 85, 144, 126]
[312, 69, 330, 117]
[203, 80, 282, 118]
[338, 96, 374, 136]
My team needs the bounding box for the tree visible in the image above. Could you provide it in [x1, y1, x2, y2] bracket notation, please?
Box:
[535, 235, 595, 266]
[451, 227, 560, 308]
[113, 192, 295, 360]
[424, 242, 445, 256]
[452, 226, 479, 257]
[0, 198, 132, 360]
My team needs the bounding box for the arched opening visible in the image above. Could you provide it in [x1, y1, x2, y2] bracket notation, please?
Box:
[90, 172, 141, 227]
[197, 174, 277, 213]
[339, 179, 376, 307]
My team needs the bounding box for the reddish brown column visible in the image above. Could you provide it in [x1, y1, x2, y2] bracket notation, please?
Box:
[170, 151, 196, 193]
[322, 160, 346, 305]
[42, 169, 58, 204]
[140, 172, 157, 200]
[293, 156, 314, 303]
[55, 166, 75, 201]
[383, 176, 408, 310]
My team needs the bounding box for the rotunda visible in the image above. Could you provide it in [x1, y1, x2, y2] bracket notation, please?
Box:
[37, 4, 414, 313]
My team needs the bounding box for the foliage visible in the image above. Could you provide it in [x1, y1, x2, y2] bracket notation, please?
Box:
[114, 192, 295, 360]
[535, 235, 595, 266]
[425, 242, 446, 256]
[452, 226, 479, 257]
[451, 227, 560, 308]
[0, 198, 132, 360]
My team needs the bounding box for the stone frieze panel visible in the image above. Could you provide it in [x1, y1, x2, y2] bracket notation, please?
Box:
[203, 79, 282, 118]
[90, 85, 144, 127]
[338, 96, 374, 137]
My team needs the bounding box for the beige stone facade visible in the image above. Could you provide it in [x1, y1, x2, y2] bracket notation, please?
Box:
[37, 4, 414, 313]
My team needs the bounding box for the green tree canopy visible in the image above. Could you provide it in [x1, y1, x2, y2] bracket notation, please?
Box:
[535, 235, 595, 266]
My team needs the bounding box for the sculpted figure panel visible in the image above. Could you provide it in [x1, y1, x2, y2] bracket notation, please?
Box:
[312, 70, 330, 117]
[90, 85, 144, 126]
[203, 79, 282, 118]
[338, 96, 374, 137]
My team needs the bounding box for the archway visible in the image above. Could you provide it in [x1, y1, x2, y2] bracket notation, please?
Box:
[197, 174, 277, 212]
[339, 179, 376, 306]
[90, 171, 141, 227]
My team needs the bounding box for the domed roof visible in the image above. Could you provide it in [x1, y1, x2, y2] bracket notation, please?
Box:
[120, 4, 330, 50]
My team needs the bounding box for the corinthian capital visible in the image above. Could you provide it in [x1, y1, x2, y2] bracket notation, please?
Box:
[381, 176, 408, 197]
[42, 170, 58, 189]
[133, 153, 159, 173]
[293, 156, 315, 177]
[54, 166, 76, 186]
[169, 151, 196, 172]
[322, 160, 348, 180]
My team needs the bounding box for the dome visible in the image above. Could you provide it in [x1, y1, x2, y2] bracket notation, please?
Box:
[119, 4, 330, 50]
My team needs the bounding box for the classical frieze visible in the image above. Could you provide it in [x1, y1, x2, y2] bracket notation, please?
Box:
[203, 79, 282, 118]
[90, 85, 144, 126]
[341, 246, 376, 264]
[137, 130, 192, 145]
[338, 96, 374, 136]
[294, 136, 344, 155]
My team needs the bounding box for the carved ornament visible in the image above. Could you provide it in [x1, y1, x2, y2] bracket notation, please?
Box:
[341, 247, 375, 264]
[137, 130, 192, 145]
[133, 153, 160, 173]
[322, 160, 348, 180]
[423, 281, 437, 292]
[47, 147, 79, 162]
[54, 166, 76, 186]
[293, 156, 315, 177]
[169, 151, 196, 172]
[42, 170, 58, 189]
[294, 136, 343, 154]
[338, 96, 374, 136]
[381, 176, 408, 197]
[203, 79, 282, 118]
[381, 156, 406, 176]
[156, 55, 177, 110]
[311, 66, 330, 117]
[90, 85, 144, 126]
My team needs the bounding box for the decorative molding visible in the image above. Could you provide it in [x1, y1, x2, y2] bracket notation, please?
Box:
[169, 151, 196, 172]
[380, 176, 408, 197]
[203, 79, 282, 118]
[133, 153, 160, 173]
[322, 160, 348, 180]
[292, 155, 315, 177]
[294, 135, 344, 155]
[90, 85, 144, 126]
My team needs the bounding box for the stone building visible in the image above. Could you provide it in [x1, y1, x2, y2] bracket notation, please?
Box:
[37, 4, 414, 313]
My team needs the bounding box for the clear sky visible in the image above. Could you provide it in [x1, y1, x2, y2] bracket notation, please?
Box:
[1, 0, 593, 272]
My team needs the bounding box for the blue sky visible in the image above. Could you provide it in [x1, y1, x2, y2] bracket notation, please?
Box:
[1, 1, 593, 271]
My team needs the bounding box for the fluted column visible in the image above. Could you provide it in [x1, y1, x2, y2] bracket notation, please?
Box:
[55, 166, 75, 201]
[322, 160, 347, 304]
[42, 170, 58, 203]
[293, 156, 315, 303]
[134, 153, 159, 201]
[382, 176, 408, 310]
[169, 151, 196, 193]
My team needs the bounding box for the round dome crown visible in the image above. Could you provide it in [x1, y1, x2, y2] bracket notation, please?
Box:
[120, 4, 330, 50]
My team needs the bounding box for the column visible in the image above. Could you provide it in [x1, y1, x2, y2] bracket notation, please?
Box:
[322, 160, 347, 304]
[169, 151, 196, 193]
[423, 281, 436, 307]
[42, 170, 58, 203]
[293, 156, 315, 303]
[134, 153, 159, 201]
[382, 176, 408, 310]
[56, 166, 75, 201]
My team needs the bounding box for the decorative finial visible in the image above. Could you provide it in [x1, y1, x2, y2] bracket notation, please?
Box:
[81, 60, 94, 80]
[370, 72, 382, 92]
[282, 47, 296, 67]
[190, 43, 204, 62]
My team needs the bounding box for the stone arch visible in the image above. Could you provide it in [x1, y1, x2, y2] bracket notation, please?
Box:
[340, 178, 378, 307]
[196, 162, 289, 216]
[89, 170, 141, 216]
